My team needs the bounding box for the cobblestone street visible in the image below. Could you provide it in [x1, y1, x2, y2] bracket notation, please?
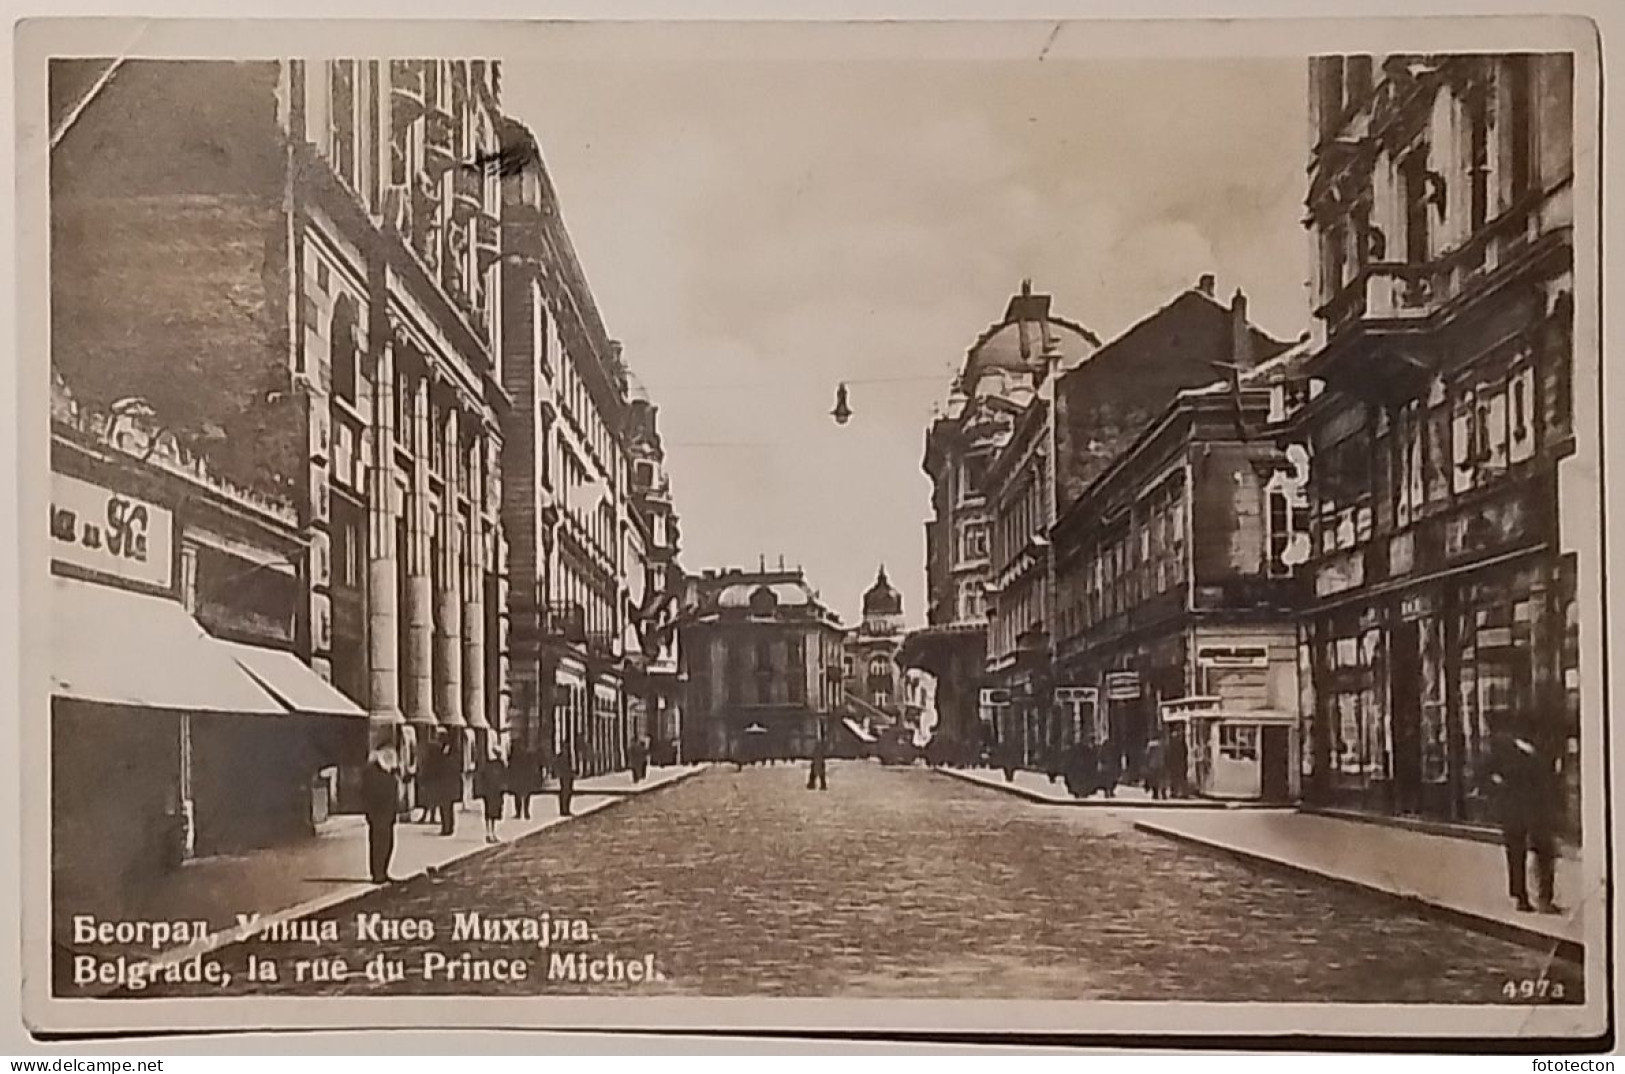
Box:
[122, 763, 1581, 1003]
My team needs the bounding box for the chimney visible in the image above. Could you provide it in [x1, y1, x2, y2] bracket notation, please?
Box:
[1197, 274, 1216, 297]
[1230, 289, 1253, 369]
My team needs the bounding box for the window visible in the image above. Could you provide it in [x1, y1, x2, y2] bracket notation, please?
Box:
[1317, 57, 1346, 140]
[330, 296, 359, 404]
[957, 579, 984, 622]
[1401, 148, 1431, 265]
[1506, 56, 1534, 198]
[959, 522, 988, 563]
[330, 61, 357, 188]
[1467, 83, 1492, 232]
[1343, 55, 1374, 105]
[1218, 724, 1260, 761]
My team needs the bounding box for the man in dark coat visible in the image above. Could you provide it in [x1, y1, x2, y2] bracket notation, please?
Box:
[1167, 728, 1190, 799]
[361, 746, 401, 885]
[807, 735, 829, 791]
[553, 744, 577, 817]
[436, 735, 460, 837]
[1490, 731, 1563, 914]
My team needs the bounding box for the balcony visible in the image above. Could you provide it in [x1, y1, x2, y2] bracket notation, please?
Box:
[543, 602, 587, 645]
[452, 165, 484, 222]
[389, 62, 427, 122]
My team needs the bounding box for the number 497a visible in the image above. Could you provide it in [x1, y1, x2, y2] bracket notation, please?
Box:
[1504, 977, 1566, 1001]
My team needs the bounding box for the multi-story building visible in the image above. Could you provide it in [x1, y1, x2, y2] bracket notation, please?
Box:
[51, 58, 512, 809]
[899, 282, 1098, 762]
[986, 280, 1292, 772]
[1051, 340, 1313, 800]
[676, 565, 846, 761]
[49, 369, 367, 931]
[842, 566, 907, 728]
[1278, 53, 1578, 830]
[499, 121, 638, 778]
[624, 375, 686, 764]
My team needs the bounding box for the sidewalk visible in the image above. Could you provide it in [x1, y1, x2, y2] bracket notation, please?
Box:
[56, 764, 706, 975]
[1132, 810, 1587, 959]
[935, 765, 1243, 809]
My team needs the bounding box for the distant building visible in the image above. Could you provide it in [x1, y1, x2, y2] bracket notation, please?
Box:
[843, 566, 906, 726]
[676, 565, 846, 761]
[899, 282, 1098, 761]
[624, 375, 686, 765]
[1278, 54, 1578, 831]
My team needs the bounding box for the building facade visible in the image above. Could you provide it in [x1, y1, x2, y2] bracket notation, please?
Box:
[624, 375, 686, 765]
[676, 566, 846, 762]
[498, 121, 640, 778]
[51, 58, 513, 809]
[843, 566, 906, 721]
[900, 283, 1097, 762]
[49, 369, 366, 936]
[1051, 346, 1312, 800]
[1280, 53, 1578, 831]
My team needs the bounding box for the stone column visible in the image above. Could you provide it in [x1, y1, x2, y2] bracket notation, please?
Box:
[434, 402, 466, 730]
[462, 433, 488, 733]
[403, 374, 436, 730]
[367, 337, 404, 729]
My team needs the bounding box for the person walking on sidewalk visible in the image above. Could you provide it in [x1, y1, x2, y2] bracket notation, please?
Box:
[1144, 735, 1168, 800]
[1167, 728, 1190, 799]
[807, 736, 829, 791]
[475, 749, 507, 844]
[508, 742, 539, 819]
[361, 746, 401, 885]
[1490, 730, 1564, 914]
[628, 735, 650, 784]
[554, 744, 577, 817]
[435, 734, 461, 837]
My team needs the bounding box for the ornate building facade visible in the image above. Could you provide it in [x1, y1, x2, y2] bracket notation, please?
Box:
[1279, 54, 1578, 831]
[843, 566, 906, 724]
[51, 58, 512, 810]
[676, 566, 846, 762]
[499, 119, 641, 778]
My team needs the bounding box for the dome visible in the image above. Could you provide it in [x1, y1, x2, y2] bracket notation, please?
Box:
[717, 581, 814, 610]
[862, 566, 903, 618]
[959, 281, 1100, 394]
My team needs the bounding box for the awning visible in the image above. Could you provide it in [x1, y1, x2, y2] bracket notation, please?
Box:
[217, 640, 368, 719]
[841, 717, 877, 744]
[50, 576, 286, 715]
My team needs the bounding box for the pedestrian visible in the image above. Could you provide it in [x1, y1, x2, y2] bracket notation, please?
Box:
[436, 734, 460, 836]
[361, 745, 401, 885]
[508, 742, 538, 819]
[1490, 730, 1563, 914]
[628, 735, 650, 784]
[475, 749, 507, 844]
[1144, 735, 1168, 800]
[1167, 728, 1189, 799]
[1098, 739, 1121, 798]
[554, 744, 577, 817]
[1000, 740, 1018, 783]
[807, 736, 829, 791]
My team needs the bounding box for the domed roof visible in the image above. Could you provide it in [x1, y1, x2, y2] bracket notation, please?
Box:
[863, 566, 903, 618]
[960, 281, 1100, 393]
[717, 581, 815, 610]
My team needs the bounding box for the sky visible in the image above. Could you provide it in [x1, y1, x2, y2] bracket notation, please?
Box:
[505, 46, 1312, 627]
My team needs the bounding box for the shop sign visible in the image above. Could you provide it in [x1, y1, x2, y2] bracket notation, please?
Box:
[1054, 686, 1098, 706]
[1105, 671, 1142, 700]
[1399, 592, 1437, 622]
[50, 472, 173, 589]
[1196, 646, 1268, 669]
[979, 688, 1011, 707]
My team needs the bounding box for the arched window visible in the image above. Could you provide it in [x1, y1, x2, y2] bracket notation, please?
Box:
[330, 295, 360, 404]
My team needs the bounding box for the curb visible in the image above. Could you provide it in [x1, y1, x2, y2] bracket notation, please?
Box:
[931, 766, 1246, 810]
[1132, 819, 1584, 963]
[72, 765, 708, 998]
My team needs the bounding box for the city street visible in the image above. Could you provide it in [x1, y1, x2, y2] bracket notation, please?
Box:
[128, 762, 1581, 1004]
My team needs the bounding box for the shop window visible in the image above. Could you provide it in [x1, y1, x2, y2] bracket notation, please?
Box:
[1218, 724, 1259, 762]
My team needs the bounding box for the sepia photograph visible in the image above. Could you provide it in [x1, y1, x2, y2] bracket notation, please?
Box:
[14, 11, 1610, 1046]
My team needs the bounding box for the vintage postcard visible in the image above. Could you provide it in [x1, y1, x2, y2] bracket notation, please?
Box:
[13, 9, 1613, 1047]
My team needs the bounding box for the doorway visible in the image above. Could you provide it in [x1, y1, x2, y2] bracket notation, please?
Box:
[1390, 618, 1423, 815]
[1260, 726, 1291, 802]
